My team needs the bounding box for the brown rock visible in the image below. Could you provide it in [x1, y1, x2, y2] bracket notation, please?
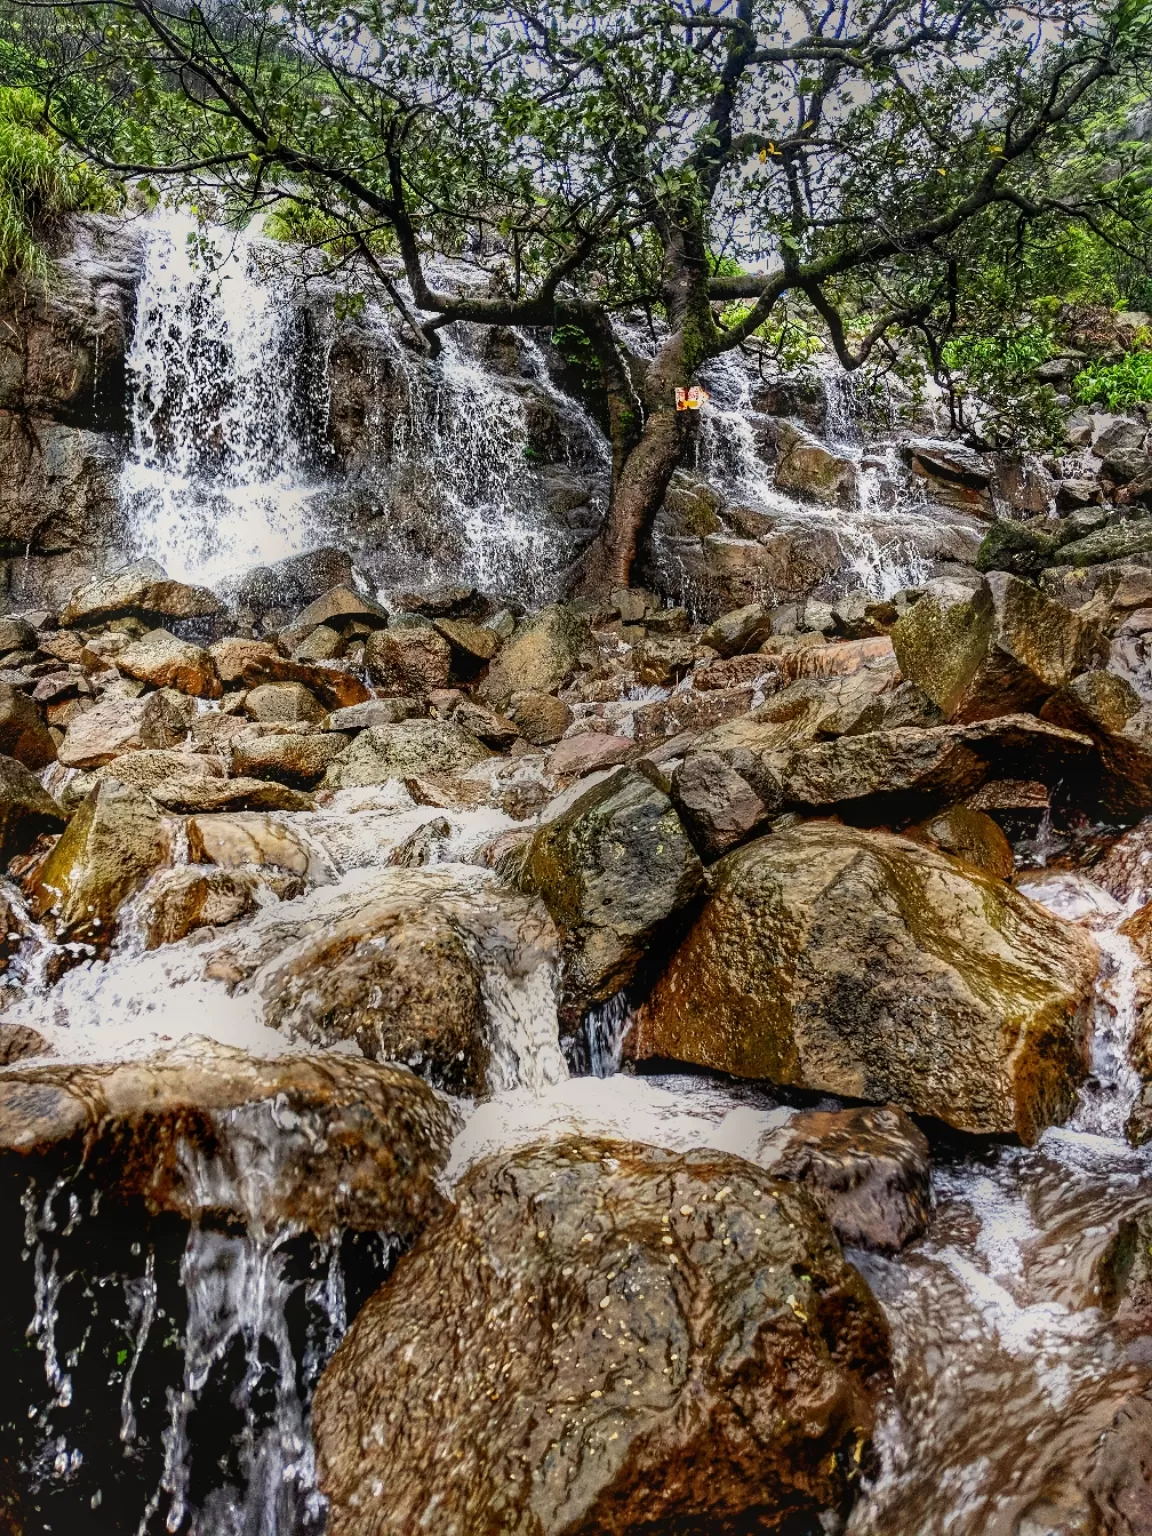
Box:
[291, 623, 345, 661]
[187, 813, 323, 881]
[240, 654, 369, 710]
[293, 583, 388, 631]
[913, 804, 1015, 878]
[323, 698, 422, 730]
[0, 682, 56, 768]
[671, 749, 771, 859]
[547, 732, 634, 778]
[231, 728, 350, 787]
[507, 690, 573, 746]
[134, 865, 304, 947]
[116, 627, 222, 698]
[58, 558, 222, 628]
[209, 637, 280, 684]
[633, 822, 1099, 1142]
[434, 616, 501, 671]
[244, 681, 327, 724]
[631, 685, 755, 748]
[452, 699, 519, 749]
[0, 1024, 49, 1064]
[479, 604, 587, 707]
[322, 720, 491, 789]
[0, 753, 66, 861]
[315, 1138, 890, 1536]
[56, 688, 196, 768]
[364, 625, 453, 696]
[1041, 670, 1152, 820]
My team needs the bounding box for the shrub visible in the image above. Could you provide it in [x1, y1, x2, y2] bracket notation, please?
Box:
[1073, 349, 1152, 410]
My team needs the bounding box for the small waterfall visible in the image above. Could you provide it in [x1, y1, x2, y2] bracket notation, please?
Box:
[121, 211, 322, 588]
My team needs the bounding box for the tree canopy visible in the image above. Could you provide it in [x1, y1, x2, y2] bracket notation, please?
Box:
[6, 0, 1152, 586]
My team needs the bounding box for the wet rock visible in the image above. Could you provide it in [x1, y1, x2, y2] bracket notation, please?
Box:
[56, 687, 196, 768]
[905, 439, 992, 512]
[546, 732, 634, 779]
[31, 779, 167, 949]
[671, 748, 770, 859]
[396, 584, 480, 618]
[631, 684, 756, 748]
[291, 623, 345, 661]
[434, 616, 501, 673]
[0, 617, 38, 656]
[0, 682, 57, 768]
[633, 821, 1098, 1142]
[236, 547, 355, 613]
[507, 690, 573, 745]
[1040, 670, 1152, 819]
[975, 518, 1062, 578]
[912, 803, 1015, 878]
[0, 1041, 457, 1238]
[1060, 521, 1152, 567]
[239, 654, 370, 710]
[0, 753, 66, 861]
[314, 1138, 890, 1536]
[766, 1105, 933, 1253]
[635, 634, 698, 687]
[157, 777, 314, 814]
[231, 728, 350, 787]
[116, 627, 222, 698]
[452, 699, 519, 749]
[364, 624, 452, 695]
[292, 583, 388, 631]
[516, 764, 704, 1021]
[1094, 817, 1152, 907]
[58, 558, 221, 628]
[386, 816, 452, 868]
[700, 599, 772, 657]
[134, 865, 305, 947]
[244, 681, 327, 724]
[323, 698, 421, 730]
[187, 812, 324, 882]
[0, 1024, 49, 1065]
[775, 423, 857, 507]
[208, 636, 280, 684]
[479, 603, 587, 707]
[891, 573, 1093, 723]
[322, 719, 491, 789]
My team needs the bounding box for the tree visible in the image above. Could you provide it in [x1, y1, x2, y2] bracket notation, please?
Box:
[7, 0, 1152, 591]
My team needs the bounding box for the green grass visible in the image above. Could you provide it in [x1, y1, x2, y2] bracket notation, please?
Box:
[1073, 348, 1152, 409]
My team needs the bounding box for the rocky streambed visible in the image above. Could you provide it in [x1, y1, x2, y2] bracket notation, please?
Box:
[0, 548, 1150, 1533]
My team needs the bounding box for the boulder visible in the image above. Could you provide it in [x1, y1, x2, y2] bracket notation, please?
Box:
[208, 636, 280, 684]
[58, 558, 221, 628]
[1060, 521, 1152, 567]
[546, 732, 634, 778]
[291, 623, 344, 661]
[1040, 670, 1152, 819]
[0, 617, 39, 656]
[134, 865, 304, 948]
[56, 688, 195, 768]
[434, 616, 501, 671]
[516, 764, 704, 1021]
[0, 754, 66, 862]
[239, 654, 370, 709]
[244, 681, 327, 724]
[231, 729, 350, 787]
[314, 1138, 890, 1536]
[187, 813, 323, 882]
[891, 572, 1094, 722]
[975, 519, 1062, 578]
[912, 803, 1015, 878]
[115, 627, 222, 698]
[31, 779, 167, 949]
[0, 1041, 456, 1238]
[236, 547, 355, 613]
[322, 720, 491, 789]
[775, 424, 857, 507]
[452, 699, 519, 749]
[633, 822, 1099, 1142]
[634, 634, 698, 686]
[699, 600, 772, 658]
[292, 583, 388, 631]
[506, 691, 573, 746]
[671, 748, 771, 859]
[324, 698, 421, 730]
[479, 603, 587, 707]
[364, 625, 452, 695]
[0, 683, 56, 768]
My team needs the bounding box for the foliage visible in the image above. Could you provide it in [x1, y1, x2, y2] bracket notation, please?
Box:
[720, 301, 826, 372]
[938, 324, 1064, 447]
[0, 85, 119, 277]
[1074, 348, 1152, 409]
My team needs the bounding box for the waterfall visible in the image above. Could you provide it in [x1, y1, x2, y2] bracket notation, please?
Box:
[120, 211, 322, 589]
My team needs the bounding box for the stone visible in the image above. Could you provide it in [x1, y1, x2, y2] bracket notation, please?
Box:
[134, 865, 304, 948]
[231, 728, 350, 787]
[1060, 521, 1152, 567]
[323, 698, 421, 730]
[291, 623, 345, 661]
[1055, 478, 1105, 512]
[237, 547, 355, 612]
[0, 617, 37, 655]
[187, 813, 324, 882]
[633, 822, 1098, 1142]
[671, 748, 770, 859]
[775, 422, 857, 507]
[239, 654, 370, 710]
[516, 764, 704, 1021]
[546, 732, 634, 778]
[766, 1105, 933, 1253]
[975, 518, 1062, 578]
[364, 625, 452, 695]
[209, 636, 280, 683]
[700, 600, 772, 658]
[0, 1041, 456, 1238]
[0, 1024, 49, 1065]
[322, 720, 492, 789]
[0, 754, 66, 862]
[93, 747, 225, 797]
[116, 626, 222, 698]
[244, 681, 327, 724]
[906, 439, 992, 512]
[452, 699, 519, 748]
[59, 558, 221, 628]
[479, 603, 586, 707]
[1040, 670, 1152, 819]
[891, 572, 1093, 722]
[31, 779, 167, 949]
[631, 685, 756, 748]
[293, 583, 388, 631]
[434, 616, 501, 671]
[635, 634, 698, 686]
[0, 683, 56, 768]
[56, 688, 196, 768]
[395, 584, 478, 618]
[507, 690, 573, 746]
[913, 803, 1015, 878]
[314, 1138, 890, 1536]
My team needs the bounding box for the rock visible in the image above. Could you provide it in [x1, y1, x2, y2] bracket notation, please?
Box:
[31, 779, 167, 949]
[1040, 670, 1152, 819]
[1094, 818, 1152, 908]
[913, 803, 1015, 878]
[322, 719, 492, 789]
[633, 822, 1098, 1142]
[547, 732, 634, 778]
[1060, 521, 1152, 567]
[0, 754, 66, 862]
[92, 746, 224, 796]
[507, 690, 573, 745]
[315, 1137, 890, 1536]
[56, 688, 196, 768]
[0, 1024, 49, 1065]
[364, 625, 452, 695]
[239, 654, 370, 710]
[208, 636, 280, 683]
[1056, 478, 1105, 512]
[237, 547, 355, 613]
[775, 423, 857, 507]
[0, 684, 55, 769]
[700, 600, 772, 658]
[291, 623, 345, 661]
[906, 438, 992, 512]
[671, 748, 770, 859]
[975, 519, 1062, 578]
[187, 813, 324, 882]
[0, 1041, 456, 1238]
[891, 572, 1094, 722]
[58, 558, 221, 628]
[452, 699, 519, 749]
[766, 1105, 933, 1253]
[157, 777, 315, 814]
[231, 728, 350, 787]
[134, 865, 304, 947]
[0, 617, 36, 655]
[395, 584, 479, 618]
[293, 583, 388, 631]
[634, 634, 698, 688]
[516, 764, 704, 1021]
[244, 681, 328, 724]
[115, 627, 222, 698]
[631, 684, 756, 748]
[479, 603, 587, 707]
[324, 698, 421, 730]
[434, 616, 501, 671]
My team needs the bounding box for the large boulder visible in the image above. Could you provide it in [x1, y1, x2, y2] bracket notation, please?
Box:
[0, 1041, 457, 1237]
[479, 603, 587, 707]
[31, 779, 168, 949]
[133, 865, 303, 947]
[56, 687, 195, 768]
[58, 557, 221, 628]
[633, 822, 1099, 1142]
[891, 572, 1095, 722]
[0, 683, 56, 768]
[364, 624, 452, 695]
[115, 627, 222, 698]
[1040, 670, 1152, 820]
[322, 719, 491, 788]
[314, 1138, 891, 1536]
[231, 728, 350, 787]
[774, 424, 857, 507]
[0, 754, 66, 862]
[187, 812, 325, 881]
[516, 764, 705, 1021]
